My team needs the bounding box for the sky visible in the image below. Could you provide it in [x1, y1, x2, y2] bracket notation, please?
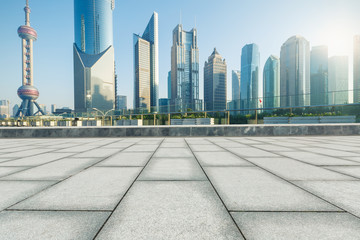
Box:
[0, 0, 359, 112]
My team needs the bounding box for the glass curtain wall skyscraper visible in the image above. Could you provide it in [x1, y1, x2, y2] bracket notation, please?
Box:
[171, 24, 201, 112]
[73, 0, 116, 113]
[310, 46, 328, 106]
[133, 12, 159, 112]
[204, 48, 227, 111]
[263, 55, 280, 109]
[354, 36, 360, 103]
[328, 56, 349, 105]
[280, 35, 310, 107]
[240, 44, 260, 110]
[232, 70, 241, 109]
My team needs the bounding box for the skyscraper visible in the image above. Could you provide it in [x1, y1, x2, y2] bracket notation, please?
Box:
[73, 0, 116, 113]
[231, 70, 241, 110]
[310, 46, 328, 106]
[280, 35, 310, 107]
[116, 95, 127, 111]
[133, 12, 159, 112]
[51, 104, 57, 114]
[240, 44, 260, 110]
[12, 104, 19, 117]
[15, 0, 45, 117]
[354, 36, 360, 103]
[204, 49, 227, 111]
[263, 55, 280, 109]
[328, 56, 349, 105]
[167, 71, 171, 99]
[171, 24, 201, 112]
[0, 100, 10, 119]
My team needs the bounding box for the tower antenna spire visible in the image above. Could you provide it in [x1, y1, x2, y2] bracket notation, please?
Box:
[25, 0, 30, 26]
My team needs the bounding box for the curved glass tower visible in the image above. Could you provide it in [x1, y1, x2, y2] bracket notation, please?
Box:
[73, 0, 115, 113]
[263, 55, 280, 109]
[240, 44, 260, 110]
[74, 0, 114, 54]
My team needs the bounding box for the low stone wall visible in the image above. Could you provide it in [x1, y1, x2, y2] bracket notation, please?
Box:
[0, 124, 359, 138]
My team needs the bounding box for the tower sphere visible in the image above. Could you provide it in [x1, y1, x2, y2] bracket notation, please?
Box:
[18, 25, 37, 41]
[17, 85, 39, 100]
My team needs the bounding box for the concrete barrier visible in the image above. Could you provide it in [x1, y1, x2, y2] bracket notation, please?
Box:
[264, 116, 357, 124]
[0, 124, 359, 138]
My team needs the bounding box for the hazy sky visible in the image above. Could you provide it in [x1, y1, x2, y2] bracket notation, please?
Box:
[0, 0, 359, 111]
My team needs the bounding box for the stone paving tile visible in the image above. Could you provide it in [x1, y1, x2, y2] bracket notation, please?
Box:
[0, 167, 28, 178]
[123, 145, 159, 152]
[325, 166, 360, 179]
[11, 167, 142, 211]
[138, 158, 206, 181]
[185, 138, 211, 145]
[137, 139, 163, 145]
[280, 151, 360, 166]
[194, 152, 253, 167]
[299, 147, 360, 157]
[0, 181, 55, 211]
[0, 146, 38, 153]
[204, 167, 338, 211]
[271, 142, 308, 148]
[153, 148, 193, 158]
[231, 138, 262, 144]
[213, 141, 249, 148]
[227, 147, 279, 158]
[0, 149, 53, 158]
[254, 144, 296, 152]
[0, 153, 74, 167]
[101, 142, 134, 149]
[96, 181, 244, 240]
[294, 181, 360, 218]
[163, 138, 185, 143]
[0, 158, 16, 164]
[96, 152, 153, 167]
[231, 212, 360, 240]
[188, 144, 224, 152]
[55, 145, 99, 153]
[72, 148, 121, 158]
[2, 158, 103, 181]
[245, 158, 355, 181]
[343, 157, 360, 163]
[0, 211, 110, 240]
[160, 142, 188, 148]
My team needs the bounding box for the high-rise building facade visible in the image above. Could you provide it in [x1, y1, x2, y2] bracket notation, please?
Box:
[73, 0, 115, 113]
[133, 12, 159, 112]
[354, 36, 360, 103]
[310, 46, 328, 106]
[116, 95, 127, 111]
[263, 55, 280, 109]
[167, 71, 171, 99]
[0, 100, 9, 119]
[171, 24, 201, 112]
[328, 56, 349, 105]
[231, 70, 241, 110]
[51, 104, 57, 114]
[12, 104, 19, 117]
[232, 70, 241, 101]
[240, 44, 260, 110]
[204, 49, 227, 111]
[280, 35, 310, 107]
[159, 98, 170, 113]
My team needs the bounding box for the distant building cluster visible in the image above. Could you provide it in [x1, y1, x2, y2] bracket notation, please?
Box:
[5, 0, 360, 119]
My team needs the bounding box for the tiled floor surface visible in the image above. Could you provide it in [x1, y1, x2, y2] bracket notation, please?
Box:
[0, 136, 360, 239]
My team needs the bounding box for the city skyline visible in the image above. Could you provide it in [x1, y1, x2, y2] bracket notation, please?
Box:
[0, 0, 359, 111]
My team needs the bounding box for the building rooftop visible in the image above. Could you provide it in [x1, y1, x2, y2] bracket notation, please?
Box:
[0, 136, 359, 239]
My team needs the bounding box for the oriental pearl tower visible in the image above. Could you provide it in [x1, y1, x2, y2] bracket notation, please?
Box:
[15, 0, 45, 117]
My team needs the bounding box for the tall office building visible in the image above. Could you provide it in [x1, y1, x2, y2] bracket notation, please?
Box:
[263, 55, 280, 109]
[13, 104, 19, 117]
[0, 100, 10, 119]
[116, 95, 127, 111]
[167, 71, 171, 99]
[354, 36, 360, 103]
[204, 49, 227, 111]
[240, 44, 260, 110]
[231, 70, 241, 110]
[73, 0, 116, 113]
[328, 56, 349, 105]
[133, 12, 159, 112]
[280, 35, 310, 107]
[171, 24, 201, 112]
[310, 46, 328, 106]
[51, 104, 57, 114]
[159, 98, 170, 113]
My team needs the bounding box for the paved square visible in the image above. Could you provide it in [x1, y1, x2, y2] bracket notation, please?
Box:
[0, 136, 359, 239]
